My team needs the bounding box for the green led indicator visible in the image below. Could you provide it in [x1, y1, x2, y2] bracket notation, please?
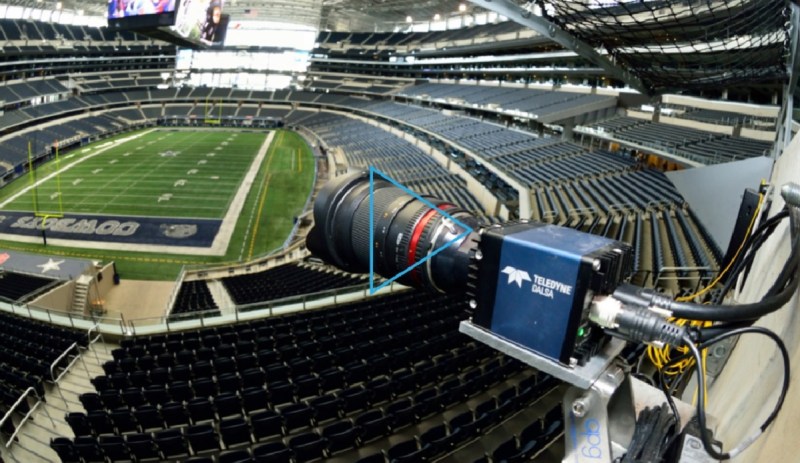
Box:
[578, 327, 586, 337]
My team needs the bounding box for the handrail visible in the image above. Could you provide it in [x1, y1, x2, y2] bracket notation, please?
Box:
[234, 281, 371, 313]
[128, 280, 398, 335]
[164, 266, 188, 314]
[0, 387, 54, 448]
[49, 342, 80, 384]
[86, 322, 107, 361]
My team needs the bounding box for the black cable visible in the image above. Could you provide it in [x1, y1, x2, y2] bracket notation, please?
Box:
[658, 368, 681, 429]
[615, 237, 798, 322]
[724, 210, 790, 296]
[714, 222, 781, 305]
[718, 210, 789, 292]
[615, 209, 794, 322]
[667, 328, 790, 460]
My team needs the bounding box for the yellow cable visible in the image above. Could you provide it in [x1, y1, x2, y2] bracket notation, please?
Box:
[676, 190, 765, 302]
[649, 185, 764, 410]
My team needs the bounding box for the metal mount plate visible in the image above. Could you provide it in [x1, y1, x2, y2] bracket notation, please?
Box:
[459, 320, 625, 389]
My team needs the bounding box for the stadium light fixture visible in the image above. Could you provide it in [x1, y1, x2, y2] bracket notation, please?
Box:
[459, 3, 467, 12]
[433, 13, 441, 20]
[406, 15, 412, 23]
[55, 1, 62, 9]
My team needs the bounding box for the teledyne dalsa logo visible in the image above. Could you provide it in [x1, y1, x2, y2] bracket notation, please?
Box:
[501, 266, 573, 299]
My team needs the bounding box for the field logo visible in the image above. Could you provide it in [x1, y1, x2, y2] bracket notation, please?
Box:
[160, 224, 198, 239]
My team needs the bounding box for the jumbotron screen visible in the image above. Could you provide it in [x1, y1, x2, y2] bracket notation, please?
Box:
[108, 0, 177, 18]
[106, 0, 178, 30]
[172, 0, 229, 46]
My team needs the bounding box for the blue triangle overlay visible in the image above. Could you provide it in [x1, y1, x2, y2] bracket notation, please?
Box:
[369, 166, 474, 295]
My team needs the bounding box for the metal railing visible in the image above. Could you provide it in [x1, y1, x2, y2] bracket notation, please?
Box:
[85, 322, 107, 363]
[164, 266, 188, 314]
[651, 266, 715, 290]
[0, 267, 396, 338]
[0, 387, 54, 449]
[48, 342, 86, 403]
[126, 281, 401, 336]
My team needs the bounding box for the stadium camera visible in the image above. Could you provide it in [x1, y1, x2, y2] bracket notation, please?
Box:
[307, 171, 799, 462]
[306, 170, 636, 368]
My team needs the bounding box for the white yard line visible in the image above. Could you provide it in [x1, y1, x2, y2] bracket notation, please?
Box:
[0, 129, 158, 209]
[0, 131, 276, 257]
[208, 131, 276, 255]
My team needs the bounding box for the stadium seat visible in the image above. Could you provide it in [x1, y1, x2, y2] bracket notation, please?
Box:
[219, 448, 255, 463]
[187, 397, 216, 424]
[109, 407, 138, 434]
[161, 401, 190, 427]
[220, 417, 253, 448]
[133, 405, 163, 431]
[185, 423, 220, 454]
[215, 392, 244, 419]
[251, 410, 284, 441]
[154, 428, 190, 459]
[65, 412, 92, 437]
[51, 437, 80, 463]
[252, 441, 293, 463]
[289, 432, 328, 462]
[242, 386, 270, 414]
[126, 432, 160, 461]
[98, 435, 131, 462]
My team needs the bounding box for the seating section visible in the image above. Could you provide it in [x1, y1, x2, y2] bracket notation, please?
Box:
[398, 82, 616, 122]
[0, 18, 151, 45]
[306, 77, 409, 95]
[0, 311, 86, 441]
[0, 272, 60, 302]
[0, 113, 128, 170]
[0, 78, 68, 106]
[298, 100, 720, 292]
[0, 82, 722, 294]
[221, 263, 366, 306]
[584, 116, 773, 163]
[298, 112, 485, 214]
[53, 291, 564, 462]
[669, 107, 777, 130]
[170, 281, 220, 322]
[467, 403, 564, 462]
[314, 21, 526, 54]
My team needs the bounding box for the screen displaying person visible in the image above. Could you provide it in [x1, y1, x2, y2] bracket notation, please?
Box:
[201, 0, 222, 43]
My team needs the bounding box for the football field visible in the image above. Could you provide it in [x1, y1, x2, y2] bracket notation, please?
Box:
[0, 128, 316, 280]
[6, 130, 266, 218]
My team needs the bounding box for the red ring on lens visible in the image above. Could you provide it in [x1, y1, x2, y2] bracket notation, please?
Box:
[406, 204, 452, 284]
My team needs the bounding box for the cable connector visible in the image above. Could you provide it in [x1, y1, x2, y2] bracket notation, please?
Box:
[589, 295, 687, 347]
[781, 182, 800, 208]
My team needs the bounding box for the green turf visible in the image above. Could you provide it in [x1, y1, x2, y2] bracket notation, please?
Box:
[0, 128, 316, 280]
[7, 130, 265, 218]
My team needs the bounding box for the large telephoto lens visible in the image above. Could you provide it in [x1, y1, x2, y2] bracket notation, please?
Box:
[306, 171, 479, 293]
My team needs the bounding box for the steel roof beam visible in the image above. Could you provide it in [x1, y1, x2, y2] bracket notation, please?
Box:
[468, 0, 652, 95]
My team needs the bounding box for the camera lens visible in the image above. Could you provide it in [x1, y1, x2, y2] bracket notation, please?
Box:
[306, 171, 479, 293]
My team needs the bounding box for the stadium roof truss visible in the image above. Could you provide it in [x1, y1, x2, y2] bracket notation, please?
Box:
[25, 0, 475, 31]
[470, 0, 793, 97]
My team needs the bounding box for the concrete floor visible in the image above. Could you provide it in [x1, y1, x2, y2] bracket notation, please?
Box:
[103, 279, 176, 323]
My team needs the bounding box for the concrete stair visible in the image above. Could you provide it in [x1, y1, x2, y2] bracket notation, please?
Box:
[72, 275, 93, 313]
[207, 279, 236, 315]
[1, 341, 115, 463]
